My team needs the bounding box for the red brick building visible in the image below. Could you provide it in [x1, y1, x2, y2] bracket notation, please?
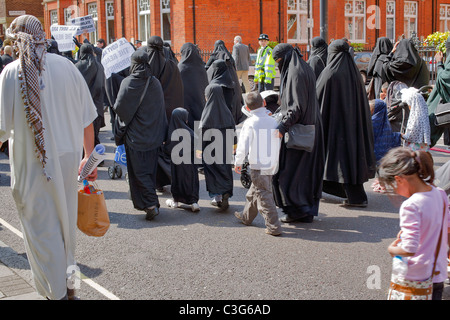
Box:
[0, 0, 44, 41]
[39, 0, 450, 52]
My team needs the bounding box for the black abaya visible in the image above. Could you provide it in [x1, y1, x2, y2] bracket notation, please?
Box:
[382, 38, 429, 89]
[367, 37, 393, 98]
[307, 36, 328, 79]
[113, 50, 167, 210]
[146, 36, 184, 121]
[178, 43, 208, 128]
[200, 83, 235, 198]
[165, 108, 199, 204]
[271, 44, 325, 220]
[316, 39, 376, 205]
[205, 40, 245, 124]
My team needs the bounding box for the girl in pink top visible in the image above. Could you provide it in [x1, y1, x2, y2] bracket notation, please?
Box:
[377, 147, 450, 300]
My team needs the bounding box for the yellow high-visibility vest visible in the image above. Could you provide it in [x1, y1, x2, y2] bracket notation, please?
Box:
[254, 45, 276, 83]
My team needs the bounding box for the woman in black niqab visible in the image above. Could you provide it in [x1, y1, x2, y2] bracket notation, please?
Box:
[178, 42, 208, 128]
[113, 49, 167, 217]
[307, 36, 328, 79]
[146, 36, 183, 190]
[207, 59, 245, 124]
[368, 37, 393, 98]
[316, 39, 376, 206]
[271, 43, 325, 222]
[146, 35, 184, 121]
[205, 40, 245, 124]
[75, 43, 106, 146]
[199, 83, 235, 209]
[382, 38, 429, 89]
[165, 108, 199, 208]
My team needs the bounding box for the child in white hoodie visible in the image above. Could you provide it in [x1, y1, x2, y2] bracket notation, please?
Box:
[234, 92, 282, 236]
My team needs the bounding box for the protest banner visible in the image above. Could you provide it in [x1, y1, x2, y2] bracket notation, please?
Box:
[50, 25, 79, 52]
[101, 38, 135, 79]
[70, 15, 96, 36]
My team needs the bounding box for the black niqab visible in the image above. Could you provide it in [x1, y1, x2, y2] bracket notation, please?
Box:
[146, 35, 184, 121]
[178, 42, 208, 128]
[316, 39, 376, 185]
[207, 59, 244, 124]
[382, 38, 429, 88]
[271, 43, 325, 218]
[165, 108, 199, 205]
[200, 83, 235, 130]
[113, 50, 167, 151]
[368, 37, 393, 98]
[75, 43, 105, 116]
[307, 36, 328, 79]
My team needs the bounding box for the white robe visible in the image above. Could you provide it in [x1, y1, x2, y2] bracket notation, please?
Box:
[0, 53, 98, 299]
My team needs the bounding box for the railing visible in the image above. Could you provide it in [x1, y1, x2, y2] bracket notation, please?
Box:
[411, 33, 438, 85]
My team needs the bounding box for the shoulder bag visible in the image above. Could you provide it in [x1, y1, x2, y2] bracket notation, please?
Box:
[387, 198, 447, 300]
[284, 124, 315, 153]
[434, 102, 450, 127]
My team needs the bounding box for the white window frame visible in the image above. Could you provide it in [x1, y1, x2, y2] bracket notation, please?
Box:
[105, 1, 115, 44]
[160, 0, 171, 43]
[440, 4, 450, 32]
[50, 9, 58, 25]
[386, 1, 396, 42]
[344, 0, 366, 43]
[138, 0, 151, 44]
[287, 0, 312, 44]
[404, 1, 418, 38]
[88, 3, 99, 44]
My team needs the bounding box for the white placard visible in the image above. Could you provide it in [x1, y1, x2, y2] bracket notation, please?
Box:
[50, 25, 79, 52]
[101, 38, 135, 79]
[70, 15, 96, 36]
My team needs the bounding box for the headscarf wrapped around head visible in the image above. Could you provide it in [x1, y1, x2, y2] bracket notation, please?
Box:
[401, 87, 431, 145]
[6, 15, 50, 179]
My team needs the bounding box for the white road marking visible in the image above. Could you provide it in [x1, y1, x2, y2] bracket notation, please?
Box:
[0, 217, 120, 300]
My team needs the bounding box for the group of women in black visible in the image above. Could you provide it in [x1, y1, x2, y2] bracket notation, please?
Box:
[109, 36, 243, 219]
[108, 33, 436, 224]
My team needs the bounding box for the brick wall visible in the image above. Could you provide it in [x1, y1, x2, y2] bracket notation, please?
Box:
[41, 0, 446, 53]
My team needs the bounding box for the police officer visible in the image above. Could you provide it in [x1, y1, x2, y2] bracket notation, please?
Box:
[254, 34, 276, 92]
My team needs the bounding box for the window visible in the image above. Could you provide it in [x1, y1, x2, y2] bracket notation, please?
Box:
[386, 1, 396, 42]
[88, 3, 98, 43]
[138, 0, 151, 43]
[440, 4, 450, 32]
[64, 5, 79, 25]
[287, 0, 312, 44]
[105, 1, 115, 44]
[50, 10, 58, 25]
[404, 1, 417, 38]
[344, 0, 366, 43]
[161, 0, 171, 43]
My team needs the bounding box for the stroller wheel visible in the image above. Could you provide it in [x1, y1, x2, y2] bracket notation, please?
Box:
[108, 166, 116, 179]
[240, 172, 252, 189]
[114, 165, 122, 178]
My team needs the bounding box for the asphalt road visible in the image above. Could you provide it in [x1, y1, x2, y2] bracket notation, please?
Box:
[0, 111, 449, 302]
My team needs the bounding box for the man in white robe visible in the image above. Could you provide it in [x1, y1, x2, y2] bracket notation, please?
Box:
[0, 15, 98, 300]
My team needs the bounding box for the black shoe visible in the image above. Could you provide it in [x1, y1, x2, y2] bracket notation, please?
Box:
[218, 193, 230, 210]
[145, 207, 159, 220]
[280, 213, 308, 223]
[341, 200, 368, 208]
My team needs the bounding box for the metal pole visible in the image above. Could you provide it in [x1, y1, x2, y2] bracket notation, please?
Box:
[320, 0, 328, 42]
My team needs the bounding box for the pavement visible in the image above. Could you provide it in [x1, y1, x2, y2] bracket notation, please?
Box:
[1, 118, 450, 300]
[0, 239, 45, 300]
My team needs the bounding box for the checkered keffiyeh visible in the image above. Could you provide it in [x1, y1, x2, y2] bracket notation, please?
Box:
[6, 15, 50, 179]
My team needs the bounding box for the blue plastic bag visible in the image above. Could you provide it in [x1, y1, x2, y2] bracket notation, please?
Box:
[114, 145, 127, 166]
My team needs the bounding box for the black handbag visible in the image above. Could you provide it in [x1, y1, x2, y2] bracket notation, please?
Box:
[434, 102, 450, 127]
[284, 124, 315, 152]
